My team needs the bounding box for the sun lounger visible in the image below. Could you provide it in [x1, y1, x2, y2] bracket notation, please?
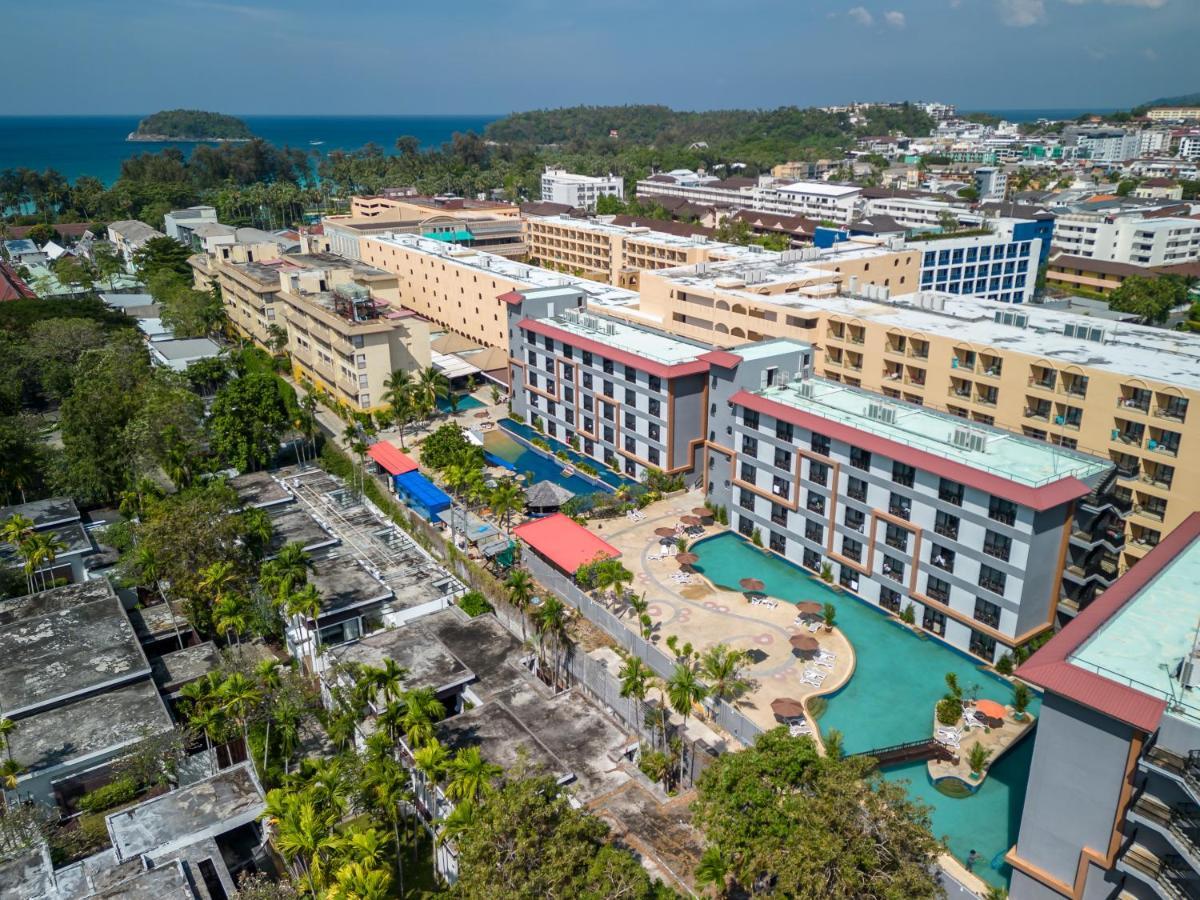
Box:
[801, 673, 824, 688]
[935, 732, 960, 748]
[963, 711, 986, 730]
[789, 721, 811, 737]
[814, 658, 834, 670]
[807, 621, 822, 633]
[803, 669, 827, 683]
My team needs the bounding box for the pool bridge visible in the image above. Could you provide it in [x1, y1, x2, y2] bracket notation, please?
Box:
[852, 738, 955, 767]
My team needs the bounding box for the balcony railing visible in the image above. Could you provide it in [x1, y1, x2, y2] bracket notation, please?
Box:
[934, 522, 959, 540]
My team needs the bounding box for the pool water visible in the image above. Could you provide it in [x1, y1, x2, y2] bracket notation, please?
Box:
[436, 393, 485, 413]
[691, 531, 1039, 887]
[481, 429, 614, 496]
[495, 419, 637, 491]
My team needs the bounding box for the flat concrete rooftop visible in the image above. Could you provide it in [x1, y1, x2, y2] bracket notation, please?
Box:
[327, 622, 473, 695]
[89, 860, 195, 899]
[437, 700, 568, 779]
[128, 600, 192, 641]
[419, 608, 528, 701]
[0, 495, 80, 528]
[308, 552, 392, 618]
[0, 581, 148, 715]
[151, 641, 220, 696]
[756, 374, 1111, 488]
[266, 507, 336, 555]
[364, 232, 640, 308]
[229, 471, 293, 509]
[107, 763, 265, 863]
[9, 678, 172, 776]
[538, 306, 709, 366]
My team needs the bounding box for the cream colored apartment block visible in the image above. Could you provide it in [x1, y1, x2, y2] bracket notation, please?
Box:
[621, 269, 1200, 573]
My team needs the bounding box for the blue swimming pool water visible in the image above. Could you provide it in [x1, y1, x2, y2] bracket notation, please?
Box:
[481, 429, 613, 496]
[495, 419, 637, 491]
[691, 531, 1039, 887]
[436, 393, 485, 413]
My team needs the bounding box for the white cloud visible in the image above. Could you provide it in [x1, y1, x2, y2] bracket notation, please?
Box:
[884, 9, 907, 26]
[996, 0, 1047, 25]
[848, 6, 875, 25]
[1061, 0, 1167, 6]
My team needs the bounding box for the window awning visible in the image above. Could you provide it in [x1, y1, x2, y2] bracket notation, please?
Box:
[513, 513, 620, 575]
[368, 442, 418, 476]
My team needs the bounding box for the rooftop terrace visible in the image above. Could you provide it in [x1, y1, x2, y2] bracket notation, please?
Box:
[364, 232, 640, 308]
[535, 305, 711, 366]
[527, 213, 730, 251]
[326, 622, 473, 696]
[752, 372, 1110, 489]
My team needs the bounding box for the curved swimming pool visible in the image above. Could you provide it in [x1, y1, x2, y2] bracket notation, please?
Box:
[691, 531, 1038, 887]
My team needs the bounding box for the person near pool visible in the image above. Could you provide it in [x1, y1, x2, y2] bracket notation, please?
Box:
[966, 850, 981, 872]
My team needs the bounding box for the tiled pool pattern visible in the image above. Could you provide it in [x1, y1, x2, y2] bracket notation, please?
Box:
[692, 532, 1038, 887]
[493, 419, 638, 492]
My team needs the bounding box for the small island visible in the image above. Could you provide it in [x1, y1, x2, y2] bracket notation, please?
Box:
[128, 109, 255, 143]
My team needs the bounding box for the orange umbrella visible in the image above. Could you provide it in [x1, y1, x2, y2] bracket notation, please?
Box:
[654, 527, 677, 538]
[789, 634, 819, 652]
[676, 552, 699, 565]
[975, 699, 1007, 720]
[795, 601, 822, 616]
[739, 577, 765, 592]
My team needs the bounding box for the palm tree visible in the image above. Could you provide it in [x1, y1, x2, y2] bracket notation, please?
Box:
[271, 793, 338, 895]
[0, 717, 15, 762]
[25, 531, 66, 592]
[373, 658, 408, 705]
[695, 846, 731, 898]
[699, 644, 751, 706]
[534, 595, 570, 689]
[255, 661, 282, 772]
[412, 738, 450, 819]
[328, 861, 391, 900]
[445, 746, 502, 805]
[363, 755, 410, 895]
[415, 366, 451, 416]
[489, 478, 524, 531]
[198, 560, 239, 608]
[219, 673, 261, 770]
[285, 583, 322, 658]
[401, 687, 445, 749]
[666, 662, 709, 785]
[0, 758, 22, 792]
[504, 569, 534, 642]
[214, 594, 250, 652]
[274, 542, 313, 592]
[618, 654, 652, 742]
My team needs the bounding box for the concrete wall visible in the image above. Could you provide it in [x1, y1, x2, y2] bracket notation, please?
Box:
[1011, 691, 1136, 891]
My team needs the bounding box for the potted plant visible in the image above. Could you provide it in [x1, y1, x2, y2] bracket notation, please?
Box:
[819, 561, 833, 583]
[968, 742, 992, 780]
[822, 602, 836, 632]
[900, 603, 916, 625]
[1012, 682, 1032, 722]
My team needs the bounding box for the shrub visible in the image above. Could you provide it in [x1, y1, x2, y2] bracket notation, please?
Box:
[568, 436, 581, 451]
[458, 590, 492, 617]
[968, 741, 992, 775]
[995, 653, 1014, 676]
[1012, 682, 1032, 720]
[508, 411, 525, 424]
[819, 561, 833, 583]
[900, 603, 916, 625]
[638, 747, 672, 786]
[751, 527, 763, 548]
[822, 602, 836, 629]
[935, 697, 962, 727]
[554, 449, 570, 461]
[531, 415, 544, 433]
[78, 776, 138, 814]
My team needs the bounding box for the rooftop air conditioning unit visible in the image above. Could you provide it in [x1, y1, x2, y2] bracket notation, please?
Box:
[796, 381, 815, 399]
[952, 426, 987, 453]
[867, 402, 897, 425]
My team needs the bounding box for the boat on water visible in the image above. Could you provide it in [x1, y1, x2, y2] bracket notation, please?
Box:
[562, 465, 575, 477]
[309, 140, 324, 146]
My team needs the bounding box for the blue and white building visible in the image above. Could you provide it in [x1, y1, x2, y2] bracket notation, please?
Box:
[917, 219, 1044, 304]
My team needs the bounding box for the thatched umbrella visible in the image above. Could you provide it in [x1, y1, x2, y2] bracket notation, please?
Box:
[739, 577, 766, 593]
[789, 634, 819, 653]
[795, 601, 823, 616]
[771, 697, 806, 719]
[654, 527, 678, 538]
[676, 552, 699, 566]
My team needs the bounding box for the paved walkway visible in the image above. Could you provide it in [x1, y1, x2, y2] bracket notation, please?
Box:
[597, 490, 855, 741]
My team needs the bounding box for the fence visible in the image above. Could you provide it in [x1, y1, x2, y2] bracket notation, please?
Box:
[521, 553, 764, 752]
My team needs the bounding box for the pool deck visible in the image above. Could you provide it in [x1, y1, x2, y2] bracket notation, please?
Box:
[927, 703, 1037, 787]
[596, 490, 854, 746]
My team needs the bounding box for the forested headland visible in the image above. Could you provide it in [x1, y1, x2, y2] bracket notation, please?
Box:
[130, 109, 255, 141]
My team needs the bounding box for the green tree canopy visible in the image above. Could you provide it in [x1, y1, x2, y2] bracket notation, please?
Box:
[132, 235, 193, 279]
[209, 372, 289, 472]
[450, 773, 666, 899]
[419, 422, 476, 471]
[692, 728, 943, 899]
[1108, 275, 1189, 324]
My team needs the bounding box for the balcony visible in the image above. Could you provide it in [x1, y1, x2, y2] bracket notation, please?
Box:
[1128, 794, 1200, 875]
[1134, 503, 1167, 523]
[1117, 843, 1196, 900]
[927, 584, 950, 603]
[1028, 371, 1057, 392]
[888, 502, 912, 521]
[885, 532, 909, 552]
[934, 522, 959, 541]
[1118, 396, 1151, 415]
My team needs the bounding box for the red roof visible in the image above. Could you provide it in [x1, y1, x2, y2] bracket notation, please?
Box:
[498, 290, 525, 305]
[732, 390, 1092, 512]
[519, 318, 710, 380]
[698, 350, 743, 369]
[513, 513, 620, 574]
[1017, 512, 1200, 732]
[368, 442, 418, 476]
[0, 261, 35, 301]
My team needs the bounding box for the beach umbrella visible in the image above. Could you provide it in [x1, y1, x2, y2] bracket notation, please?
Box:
[692, 507, 713, 517]
[770, 697, 805, 719]
[795, 601, 823, 616]
[676, 552, 699, 565]
[789, 634, 819, 652]
[739, 577, 765, 592]
[975, 699, 1007, 720]
[681, 515, 703, 526]
[654, 527, 677, 538]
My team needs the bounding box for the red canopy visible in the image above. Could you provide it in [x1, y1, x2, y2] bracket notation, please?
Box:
[514, 513, 620, 575]
[368, 442, 418, 476]
[975, 699, 1007, 720]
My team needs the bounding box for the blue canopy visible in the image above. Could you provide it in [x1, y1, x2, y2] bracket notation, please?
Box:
[394, 471, 452, 516]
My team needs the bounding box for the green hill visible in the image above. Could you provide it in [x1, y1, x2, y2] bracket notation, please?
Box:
[130, 109, 254, 142]
[1140, 92, 1200, 109]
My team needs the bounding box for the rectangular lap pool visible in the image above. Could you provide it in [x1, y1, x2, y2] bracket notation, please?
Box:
[692, 531, 1039, 888]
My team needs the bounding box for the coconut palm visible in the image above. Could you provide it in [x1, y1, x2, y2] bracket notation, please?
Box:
[666, 662, 709, 785]
[699, 644, 751, 705]
[504, 568, 534, 642]
[695, 846, 731, 898]
[489, 478, 524, 531]
[445, 746, 502, 805]
[415, 366, 451, 415]
[401, 687, 445, 749]
[533, 595, 571, 688]
[214, 594, 250, 652]
[219, 673, 261, 770]
[0, 758, 22, 791]
[0, 717, 15, 762]
[618, 653, 653, 742]
[198, 560, 239, 607]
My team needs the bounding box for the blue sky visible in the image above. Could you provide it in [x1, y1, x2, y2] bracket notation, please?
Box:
[5, 0, 1195, 114]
